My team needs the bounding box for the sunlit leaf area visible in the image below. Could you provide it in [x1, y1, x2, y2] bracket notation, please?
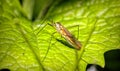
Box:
[0, 0, 120, 71]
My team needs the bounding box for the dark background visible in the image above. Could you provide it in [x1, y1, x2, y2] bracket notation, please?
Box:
[86, 49, 120, 71]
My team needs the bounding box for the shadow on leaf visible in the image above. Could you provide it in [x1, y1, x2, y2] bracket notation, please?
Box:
[56, 38, 75, 50]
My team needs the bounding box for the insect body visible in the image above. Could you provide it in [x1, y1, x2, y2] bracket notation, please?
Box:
[51, 22, 82, 50]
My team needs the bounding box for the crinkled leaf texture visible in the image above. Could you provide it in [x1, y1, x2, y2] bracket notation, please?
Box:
[0, 0, 120, 71]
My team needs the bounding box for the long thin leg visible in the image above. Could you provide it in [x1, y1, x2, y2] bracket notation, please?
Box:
[72, 24, 80, 71]
[67, 24, 80, 39]
[35, 20, 47, 35]
[76, 25, 80, 40]
[42, 32, 56, 62]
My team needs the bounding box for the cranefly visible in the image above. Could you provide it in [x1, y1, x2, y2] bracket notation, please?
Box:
[50, 22, 82, 50]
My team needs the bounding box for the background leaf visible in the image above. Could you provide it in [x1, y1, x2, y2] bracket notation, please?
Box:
[0, 0, 120, 71]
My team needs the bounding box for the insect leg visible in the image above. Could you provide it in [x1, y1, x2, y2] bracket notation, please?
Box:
[42, 32, 57, 62]
[35, 20, 48, 35]
[75, 24, 80, 40]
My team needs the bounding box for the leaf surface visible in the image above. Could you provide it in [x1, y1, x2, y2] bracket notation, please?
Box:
[0, 0, 120, 71]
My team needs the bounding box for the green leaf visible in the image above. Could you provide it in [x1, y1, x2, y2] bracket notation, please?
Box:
[0, 0, 120, 71]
